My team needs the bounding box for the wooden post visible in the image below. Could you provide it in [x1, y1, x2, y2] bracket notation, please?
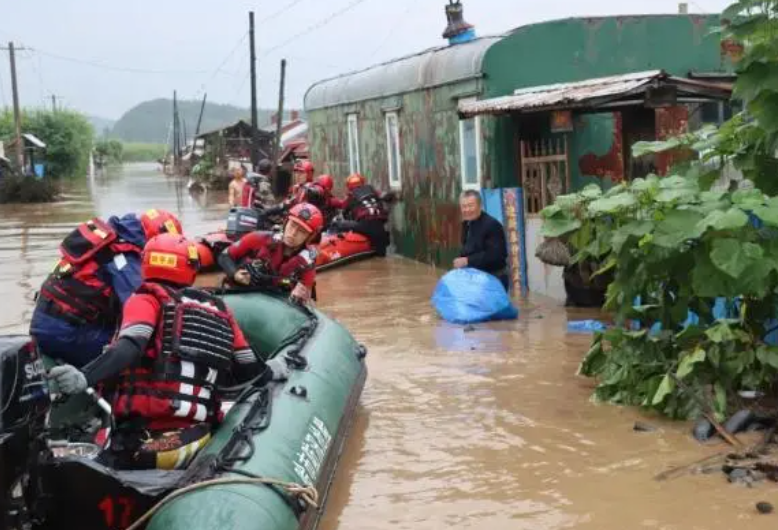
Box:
[7, 42, 23, 170]
[272, 59, 287, 181]
[249, 11, 259, 170]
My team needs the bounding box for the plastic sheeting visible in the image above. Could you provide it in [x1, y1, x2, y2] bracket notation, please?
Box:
[431, 268, 518, 324]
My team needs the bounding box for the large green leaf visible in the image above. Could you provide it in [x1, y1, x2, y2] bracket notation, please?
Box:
[652, 210, 704, 248]
[698, 207, 749, 231]
[580, 184, 603, 199]
[540, 204, 561, 218]
[710, 238, 762, 278]
[692, 248, 738, 298]
[633, 138, 683, 158]
[651, 374, 675, 405]
[732, 188, 765, 209]
[706, 322, 735, 343]
[713, 382, 727, 421]
[611, 221, 654, 253]
[752, 205, 778, 226]
[677, 348, 706, 379]
[757, 345, 778, 369]
[541, 216, 581, 237]
[587, 193, 637, 215]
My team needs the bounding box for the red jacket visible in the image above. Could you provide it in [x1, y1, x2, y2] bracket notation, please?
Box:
[226, 232, 316, 290]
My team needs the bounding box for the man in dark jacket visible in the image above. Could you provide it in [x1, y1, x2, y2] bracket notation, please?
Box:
[454, 190, 509, 291]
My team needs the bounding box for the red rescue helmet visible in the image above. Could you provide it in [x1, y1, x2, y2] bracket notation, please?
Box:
[315, 174, 334, 193]
[345, 173, 366, 192]
[141, 234, 200, 286]
[294, 160, 315, 182]
[287, 203, 324, 238]
[140, 209, 183, 240]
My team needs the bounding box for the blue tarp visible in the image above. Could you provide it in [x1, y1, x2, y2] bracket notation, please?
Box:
[431, 268, 519, 325]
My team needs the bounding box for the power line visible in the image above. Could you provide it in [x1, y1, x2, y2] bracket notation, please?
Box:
[365, 0, 416, 62]
[262, 0, 378, 57]
[259, 0, 310, 24]
[32, 48, 214, 76]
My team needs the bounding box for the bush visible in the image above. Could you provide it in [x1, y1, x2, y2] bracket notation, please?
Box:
[0, 109, 94, 179]
[0, 175, 57, 203]
[121, 143, 167, 163]
[94, 139, 123, 166]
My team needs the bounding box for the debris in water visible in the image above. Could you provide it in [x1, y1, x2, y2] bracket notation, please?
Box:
[633, 421, 657, 433]
[756, 502, 773, 514]
[693, 417, 716, 442]
[567, 320, 606, 333]
[723, 409, 756, 435]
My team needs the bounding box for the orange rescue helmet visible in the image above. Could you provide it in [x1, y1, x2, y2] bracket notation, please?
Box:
[287, 203, 324, 238]
[345, 173, 366, 192]
[141, 234, 200, 286]
[140, 209, 183, 240]
[294, 160, 315, 182]
[315, 174, 334, 193]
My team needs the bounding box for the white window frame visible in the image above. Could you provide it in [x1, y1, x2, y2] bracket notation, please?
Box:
[347, 114, 361, 174]
[384, 111, 402, 189]
[458, 96, 482, 191]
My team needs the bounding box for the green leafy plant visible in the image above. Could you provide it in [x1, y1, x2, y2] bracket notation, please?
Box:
[543, 0, 778, 420]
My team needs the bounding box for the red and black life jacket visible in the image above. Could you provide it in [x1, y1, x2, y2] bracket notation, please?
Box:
[38, 218, 142, 325]
[239, 233, 316, 291]
[292, 183, 327, 211]
[113, 283, 235, 431]
[347, 185, 388, 222]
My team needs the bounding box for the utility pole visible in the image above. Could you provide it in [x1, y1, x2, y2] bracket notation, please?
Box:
[172, 90, 180, 171]
[272, 59, 287, 182]
[1, 42, 25, 170]
[194, 93, 207, 138]
[50, 94, 58, 112]
[249, 11, 259, 170]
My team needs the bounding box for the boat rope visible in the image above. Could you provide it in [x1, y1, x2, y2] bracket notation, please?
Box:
[124, 476, 320, 530]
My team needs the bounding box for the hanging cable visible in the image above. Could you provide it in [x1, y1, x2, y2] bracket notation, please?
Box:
[259, 0, 310, 24]
[262, 0, 378, 57]
[31, 48, 213, 75]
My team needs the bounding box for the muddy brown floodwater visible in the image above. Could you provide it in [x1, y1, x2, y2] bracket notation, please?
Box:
[2, 164, 775, 529]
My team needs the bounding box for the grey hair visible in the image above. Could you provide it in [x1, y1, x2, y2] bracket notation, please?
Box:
[459, 189, 482, 204]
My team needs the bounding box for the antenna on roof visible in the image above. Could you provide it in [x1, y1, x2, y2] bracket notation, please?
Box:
[442, 0, 476, 45]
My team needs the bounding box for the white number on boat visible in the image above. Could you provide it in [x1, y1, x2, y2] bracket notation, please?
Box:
[293, 416, 333, 486]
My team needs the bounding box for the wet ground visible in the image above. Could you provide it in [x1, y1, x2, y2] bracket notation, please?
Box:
[2, 164, 776, 529]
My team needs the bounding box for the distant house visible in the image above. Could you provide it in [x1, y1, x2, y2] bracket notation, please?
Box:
[305, 3, 737, 299]
[5, 133, 47, 177]
[195, 120, 274, 170]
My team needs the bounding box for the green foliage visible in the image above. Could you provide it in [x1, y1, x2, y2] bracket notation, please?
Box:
[121, 143, 166, 163]
[547, 1, 778, 420]
[93, 139, 123, 166]
[0, 174, 57, 203]
[0, 109, 94, 178]
[111, 99, 302, 143]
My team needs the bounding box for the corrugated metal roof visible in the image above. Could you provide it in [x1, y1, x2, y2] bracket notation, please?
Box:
[22, 133, 46, 148]
[304, 36, 502, 111]
[458, 70, 733, 118]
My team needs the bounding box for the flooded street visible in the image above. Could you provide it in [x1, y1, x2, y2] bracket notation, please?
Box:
[2, 164, 775, 529]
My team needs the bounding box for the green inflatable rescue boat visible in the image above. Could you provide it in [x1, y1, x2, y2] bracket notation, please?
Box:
[37, 291, 367, 530]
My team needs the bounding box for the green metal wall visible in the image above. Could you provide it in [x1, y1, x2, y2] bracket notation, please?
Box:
[307, 80, 484, 266]
[481, 14, 728, 189]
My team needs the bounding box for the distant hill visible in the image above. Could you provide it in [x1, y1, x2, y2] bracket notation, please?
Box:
[89, 115, 116, 137]
[111, 99, 300, 144]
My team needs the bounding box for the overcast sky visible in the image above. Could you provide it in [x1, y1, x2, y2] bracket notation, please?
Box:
[0, 0, 732, 119]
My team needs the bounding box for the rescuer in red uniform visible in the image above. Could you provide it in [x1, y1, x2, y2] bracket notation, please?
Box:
[48, 233, 285, 470]
[31, 209, 183, 367]
[217, 203, 323, 303]
[288, 159, 315, 198]
[330, 173, 393, 256]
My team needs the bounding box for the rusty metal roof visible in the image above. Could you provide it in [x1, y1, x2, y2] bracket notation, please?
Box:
[304, 36, 501, 111]
[458, 70, 733, 118]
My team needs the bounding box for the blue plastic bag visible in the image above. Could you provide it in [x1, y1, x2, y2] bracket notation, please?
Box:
[431, 268, 518, 324]
[567, 320, 607, 333]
